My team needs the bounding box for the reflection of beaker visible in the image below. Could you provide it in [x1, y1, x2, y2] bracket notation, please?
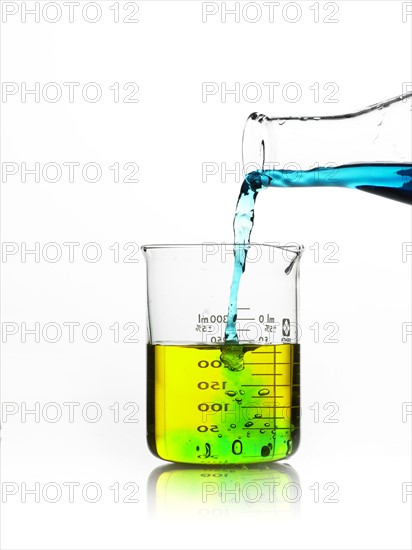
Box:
[242, 93, 412, 204]
[148, 463, 300, 519]
[142, 244, 302, 465]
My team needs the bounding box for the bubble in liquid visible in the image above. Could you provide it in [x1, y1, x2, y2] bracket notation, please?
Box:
[218, 434, 222, 438]
[260, 429, 265, 434]
[230, 424, 236, 428]
[239, 390, 245, 395]
[235, 398, 242, 404]
[226, 390, 236, 397]
[258, 389, 270, 396]
[244, 421, 253, 428]
[261, 445, 271, 457]
[254, 413, 262, 419]
[264, 422, 270, 427]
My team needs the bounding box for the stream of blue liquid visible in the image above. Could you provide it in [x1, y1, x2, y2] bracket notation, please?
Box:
[224, 163, 412, 341]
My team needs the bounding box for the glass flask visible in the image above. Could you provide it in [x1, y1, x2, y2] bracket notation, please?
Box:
[242, 92, 412, 204]
[143, 243, 303, 465]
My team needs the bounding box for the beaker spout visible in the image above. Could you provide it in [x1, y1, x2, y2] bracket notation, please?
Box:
[284, 245, 304, 275]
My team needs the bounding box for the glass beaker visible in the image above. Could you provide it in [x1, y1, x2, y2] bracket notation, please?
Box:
[242, 92, 412, 204]
[143, 243, 303, 465]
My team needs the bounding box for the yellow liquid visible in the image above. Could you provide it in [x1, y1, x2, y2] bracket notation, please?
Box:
[147, 344, 300, 464]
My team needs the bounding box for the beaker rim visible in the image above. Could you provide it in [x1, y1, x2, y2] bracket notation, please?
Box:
[142, 242, 304, 253]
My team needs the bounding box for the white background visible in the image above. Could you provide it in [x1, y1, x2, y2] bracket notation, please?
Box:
[1, 1, 411, 549]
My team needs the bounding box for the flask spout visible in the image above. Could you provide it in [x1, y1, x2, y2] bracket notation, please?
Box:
[242, 93, 412, 204]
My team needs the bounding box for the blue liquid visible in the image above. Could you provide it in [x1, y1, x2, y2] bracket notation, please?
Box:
[225, 163, 412, 341]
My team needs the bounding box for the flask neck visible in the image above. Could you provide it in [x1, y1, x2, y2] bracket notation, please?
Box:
[242, 93, 412, 173]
